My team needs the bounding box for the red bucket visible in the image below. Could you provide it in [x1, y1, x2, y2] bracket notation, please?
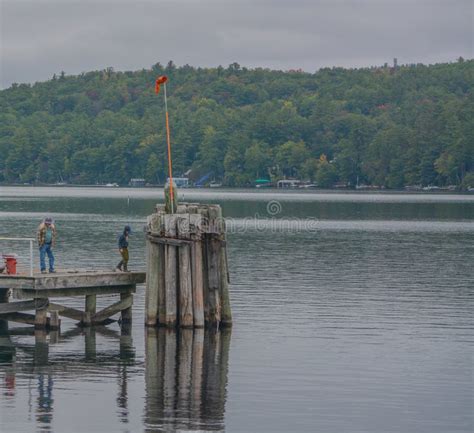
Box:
[3, 254, 18, 275]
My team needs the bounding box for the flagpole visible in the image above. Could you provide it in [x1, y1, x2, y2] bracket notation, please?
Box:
[163, 81, 175, 213]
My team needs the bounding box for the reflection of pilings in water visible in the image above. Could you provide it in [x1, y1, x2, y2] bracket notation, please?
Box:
[117, 365, 129, 424]
[117, 325, 134, 425]
[33, 330, 54, 430]
[145, 328, 165, 429]
[144, 327, 231, 432]
[0, 299, 16, 399]
[0, 288, 15, 363]
[36, 372, 54, 428]
[0, 318, 16, 363]
[163, 329, 177, 427]
[84, 328, 96, 361]
[34, 330, 49, 366]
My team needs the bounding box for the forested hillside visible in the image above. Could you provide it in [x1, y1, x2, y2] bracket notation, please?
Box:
[0, 59, 472, 188]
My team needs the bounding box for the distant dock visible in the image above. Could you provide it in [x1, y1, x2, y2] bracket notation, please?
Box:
[0, 270, 146, 328]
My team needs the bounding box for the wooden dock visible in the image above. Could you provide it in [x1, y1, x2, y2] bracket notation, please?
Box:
[0, 270, 146, 329]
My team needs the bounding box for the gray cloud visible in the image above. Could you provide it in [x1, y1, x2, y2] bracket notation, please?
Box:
[1, 0, 472, 88]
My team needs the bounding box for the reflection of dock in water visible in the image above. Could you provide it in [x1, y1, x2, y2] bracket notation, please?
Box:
[145, 328, 231, 432]
[0, 319, 136, 430]
[0, 321, 231, 432]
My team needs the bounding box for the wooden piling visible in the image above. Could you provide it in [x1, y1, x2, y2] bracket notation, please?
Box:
[145, 241, 159, 326]
[34, 299, 48, 329]
[179, 245, 194, 327]
[84, 294, 96, 326]
[164, 215, 178, 327]
[191, 241, 205, 328]
[219, 243, 232, 327]
[49, 310, 60, 330]
[120, 292, 133, 324]
[206, 238, 221, 325]
[157, 244, 166, 326]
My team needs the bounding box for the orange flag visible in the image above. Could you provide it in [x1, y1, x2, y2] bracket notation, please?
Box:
[155, 76, 168, 94]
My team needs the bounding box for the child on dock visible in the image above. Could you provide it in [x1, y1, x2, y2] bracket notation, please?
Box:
[116, 225, 131, 272]
[37, 217, 56, 274]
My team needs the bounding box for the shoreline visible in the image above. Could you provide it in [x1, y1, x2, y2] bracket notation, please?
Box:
[0, 184, 472, 195]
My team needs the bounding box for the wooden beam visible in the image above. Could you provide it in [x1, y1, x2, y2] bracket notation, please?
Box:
[92, 296, 133, 324]
[0, 312, 50, 327]
[34, 272, 145, 290]
[0, 299, 48, 315]
[0, 277, 34, 290]
[1, 271, 145, 290]
[147, 236, 192, 247]
[13, 284, 136, 299]
[48, 302, 86, 322]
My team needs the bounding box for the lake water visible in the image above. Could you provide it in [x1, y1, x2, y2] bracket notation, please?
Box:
[0, 187, 473, 433]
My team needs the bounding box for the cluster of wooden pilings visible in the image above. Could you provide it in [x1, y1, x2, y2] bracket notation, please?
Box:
[145, 203, 232, 328]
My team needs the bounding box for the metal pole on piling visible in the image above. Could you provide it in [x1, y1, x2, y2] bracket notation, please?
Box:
[155, 76, 174, 214]
[163, 83, 175, 214]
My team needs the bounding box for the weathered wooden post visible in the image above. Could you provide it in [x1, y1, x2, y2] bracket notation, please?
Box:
[145, 203, 232, 329]
[49, 310, 60, 330]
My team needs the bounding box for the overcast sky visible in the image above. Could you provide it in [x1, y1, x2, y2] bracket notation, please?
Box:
[0, 0, 472, 88]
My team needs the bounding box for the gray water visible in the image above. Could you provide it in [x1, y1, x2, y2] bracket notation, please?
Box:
[0, 187, 473, 433]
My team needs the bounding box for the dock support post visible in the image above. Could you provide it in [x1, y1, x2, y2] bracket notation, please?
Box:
[84, 294, 96, 326]
[34, 299, 48, 329]
[120, 292, 133, 324]
[49, 310, 60, 330]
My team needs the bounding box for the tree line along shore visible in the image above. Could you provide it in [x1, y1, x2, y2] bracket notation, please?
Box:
[0, 59, 472, 190]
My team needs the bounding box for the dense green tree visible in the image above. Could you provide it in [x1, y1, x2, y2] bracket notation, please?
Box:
[0, 60, 472, 188]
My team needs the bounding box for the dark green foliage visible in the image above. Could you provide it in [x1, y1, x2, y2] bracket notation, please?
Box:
[0, 60, 472, 188]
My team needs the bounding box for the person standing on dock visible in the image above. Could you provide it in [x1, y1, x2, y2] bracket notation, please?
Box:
[116, 225, 131, 272]
[37, 217, 56, 274]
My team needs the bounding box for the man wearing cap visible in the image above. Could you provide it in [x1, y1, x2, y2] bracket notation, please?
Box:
[116, 225, 131, 272]
[37, 217, 56, 274]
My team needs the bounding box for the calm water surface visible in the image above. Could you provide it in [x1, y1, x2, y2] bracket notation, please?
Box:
[0, 187, 473, 433]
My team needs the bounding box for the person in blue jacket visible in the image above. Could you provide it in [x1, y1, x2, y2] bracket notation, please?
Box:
[116, 225, 131, 272]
